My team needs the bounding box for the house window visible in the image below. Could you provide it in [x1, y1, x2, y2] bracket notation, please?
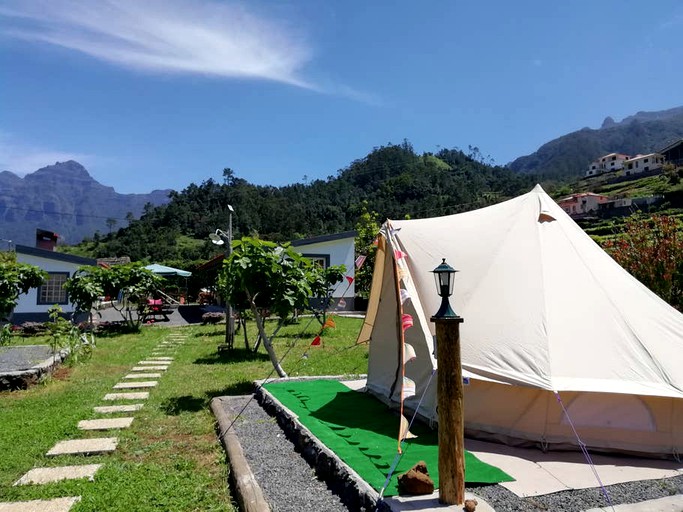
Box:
[38, 272, 69, 305]
[628, 163, 633, 169]
[302, 254, 330, 269]
[612, 156, 616, 161]
[644, 158, 649, 163]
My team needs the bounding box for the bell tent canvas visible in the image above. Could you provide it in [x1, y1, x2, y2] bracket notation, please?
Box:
[359, 185, 683, 458]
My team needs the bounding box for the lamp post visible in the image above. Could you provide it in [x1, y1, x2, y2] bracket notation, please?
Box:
[430, 258, 465, 505]
[209, 205, 235, 349]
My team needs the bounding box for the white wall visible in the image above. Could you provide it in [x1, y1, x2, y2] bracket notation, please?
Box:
[294, 237, 355, 298]
[14, 253, 81, 314]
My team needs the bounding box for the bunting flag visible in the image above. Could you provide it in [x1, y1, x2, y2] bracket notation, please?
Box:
[390, 227, 401, 236]
[399, 414, 418, 442]
[372, 236, 380, 246]
[397, 267, 409, 281]
[401, 313, 413, 331]
[402, 377, 416, 399]
[393, 249, 408, 260]
[323, 316, 336, 329]
[337, 298, 346, 309]
[354, 255, 367, 269]
[403, 343, 416, 363]
[399, 288, 411, 305]
[346, 276, 354, 284]
[310, 335, 322, 346]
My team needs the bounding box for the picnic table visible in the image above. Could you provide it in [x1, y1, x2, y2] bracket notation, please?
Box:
[141, 299, 171, 322]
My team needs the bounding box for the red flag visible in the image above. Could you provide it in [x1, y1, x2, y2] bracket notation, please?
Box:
[346, 276, 354, 284]
[401, 313, 413, 331]
[311, 336, 322, 346]
[394, 249, 408, 260]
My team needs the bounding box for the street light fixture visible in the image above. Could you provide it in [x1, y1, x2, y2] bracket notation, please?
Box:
[208, 206, 235, 348]
[430, 258, 465, 506]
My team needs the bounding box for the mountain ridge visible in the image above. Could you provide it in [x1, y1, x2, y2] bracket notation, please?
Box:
[0, 161, 171, 246]
[508, 106, 683, 178]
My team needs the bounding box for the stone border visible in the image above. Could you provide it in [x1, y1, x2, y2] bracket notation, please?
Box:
[254, 377, 391, 512]
[210, 397, 271, 512]
[0, 347, 70, 391]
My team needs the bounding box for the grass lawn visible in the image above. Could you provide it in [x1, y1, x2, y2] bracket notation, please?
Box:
[0, 316, 367, 511]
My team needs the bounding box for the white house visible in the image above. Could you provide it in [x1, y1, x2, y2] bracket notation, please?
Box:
[557, 192, 609, 217]
[290, 231, 356, 310]
[586, 153, 630, 177]
[13, 245, 96, 323]
[623, 153, 665, 175]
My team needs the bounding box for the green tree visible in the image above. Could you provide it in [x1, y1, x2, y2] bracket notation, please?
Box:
[218, 237, 344, 377]
[354, 204, 381, 299]
[603, 215, 683, 310]
[65, 263, 163, 330]
[0, 261, 46, 344]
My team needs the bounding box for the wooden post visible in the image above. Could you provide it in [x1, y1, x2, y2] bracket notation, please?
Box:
[431, 316, 465, 505]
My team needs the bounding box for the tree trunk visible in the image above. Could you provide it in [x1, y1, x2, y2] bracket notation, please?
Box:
[246, 289, 287, 378]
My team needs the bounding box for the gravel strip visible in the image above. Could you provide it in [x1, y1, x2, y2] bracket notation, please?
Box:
[0, 345, 54, 371]
[226, 395, 351, 512]
[468, 474, 683, 511]
[222, 390, 683, 512]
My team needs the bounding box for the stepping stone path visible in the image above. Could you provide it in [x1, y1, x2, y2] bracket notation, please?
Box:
[47, 438, 119, 456]
[123, 373, 161, 379]
[113, 381, 158, 389]
[94, 404, 144, 414]
[78, 417, 134, 430]
[104, 391, 150, 400]
[14, 464, 102, 486]
[2, 334, 188, 510]
[0, 496, 81, 511]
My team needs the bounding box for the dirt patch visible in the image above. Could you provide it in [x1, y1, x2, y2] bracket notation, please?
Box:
[51, 366, 73, 381]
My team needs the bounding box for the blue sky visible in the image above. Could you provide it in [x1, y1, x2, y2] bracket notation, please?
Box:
[1, 0, 682, 194]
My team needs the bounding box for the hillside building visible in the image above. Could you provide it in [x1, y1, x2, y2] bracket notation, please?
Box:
[623, 153, 665, 176]
[557, 192, 609, 217]
[660, 139, 683, 166]
[585, 153, 630, 177]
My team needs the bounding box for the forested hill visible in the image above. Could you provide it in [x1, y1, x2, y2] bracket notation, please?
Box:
[508, 106, 683, 179]
[69, 142, 537, 264]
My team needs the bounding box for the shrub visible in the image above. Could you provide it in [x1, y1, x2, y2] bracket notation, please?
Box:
[202, 312, 225, 325]
[20, 322, 48, 336]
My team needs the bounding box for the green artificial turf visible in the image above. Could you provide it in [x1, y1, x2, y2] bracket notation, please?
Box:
[264, 379, 513, 496]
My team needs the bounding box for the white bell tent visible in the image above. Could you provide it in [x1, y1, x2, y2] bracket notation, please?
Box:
[359, 185, 683, 458]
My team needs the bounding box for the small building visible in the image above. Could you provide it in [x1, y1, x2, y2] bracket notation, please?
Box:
[623, 153, 665, 176]
[13, 245, 96, 323]
[586, 153, 630, 177]
[557, 193, 609, 217]
[659, 139, 683, 166]
[290, 231, 356, 310]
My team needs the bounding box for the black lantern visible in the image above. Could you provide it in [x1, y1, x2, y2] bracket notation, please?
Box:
[431, 258, 459, 319]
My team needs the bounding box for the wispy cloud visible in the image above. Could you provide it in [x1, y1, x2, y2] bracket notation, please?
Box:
[0, 133, 92, 175]
[0, 0, 314, 88]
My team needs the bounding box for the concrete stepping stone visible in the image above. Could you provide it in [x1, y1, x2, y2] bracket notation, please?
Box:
[138, 360, 171, 365]
[123, 373, 161, 379]
[103, 392, 149, 400]
[0, 497, 81, 511]
[94, 404, 143, 414]
[148, 357, 173, 361]
[131, 366, 167, 371]
[78, 417, 134, 430]
[14, 464, 102, 486]
[46, 438, 118, 456]
[113, 381, 157, 389]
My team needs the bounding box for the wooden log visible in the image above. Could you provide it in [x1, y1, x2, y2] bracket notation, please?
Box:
[433, 316, 465, 505]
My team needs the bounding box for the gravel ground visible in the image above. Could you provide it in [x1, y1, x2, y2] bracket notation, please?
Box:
[0, 345, 54, 372]
[221, 393, 683, 512]
[227, 395, 351, 512]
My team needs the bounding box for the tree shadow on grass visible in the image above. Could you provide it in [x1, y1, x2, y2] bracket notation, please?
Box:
[194, 347, 269, 365]
[161, 382, 256, 415]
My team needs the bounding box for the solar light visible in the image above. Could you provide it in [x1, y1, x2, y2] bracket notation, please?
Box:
[431, 258, 459, 319]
